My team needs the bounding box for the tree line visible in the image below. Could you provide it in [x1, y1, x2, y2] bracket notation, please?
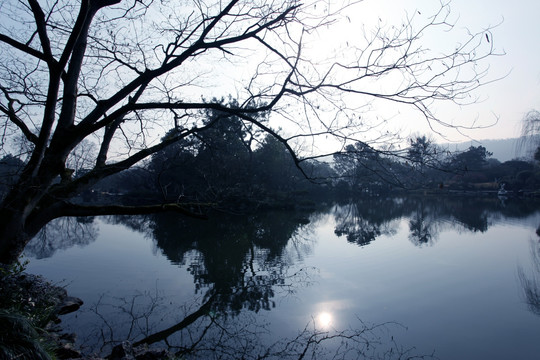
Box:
[333, 135, 540, 195]
[2, 114, 538, 216]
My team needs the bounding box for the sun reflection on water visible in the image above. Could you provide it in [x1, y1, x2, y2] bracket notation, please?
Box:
[317, 311, 333, 329]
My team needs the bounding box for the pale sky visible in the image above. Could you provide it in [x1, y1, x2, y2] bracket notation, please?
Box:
[352, 0, 540, 142]
[4, 0, 537, 156]
[104, 0, 540, 147]
[253, 0, 540, 151]
[455, 0, 540, 141]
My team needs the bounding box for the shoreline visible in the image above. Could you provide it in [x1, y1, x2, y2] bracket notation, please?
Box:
[0, 270, 174, 359]
[0, 270, 83, 359]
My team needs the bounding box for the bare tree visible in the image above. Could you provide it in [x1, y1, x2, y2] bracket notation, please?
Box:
[519, 110, 540, 160]
[518, 239, 540, 317]
[0, 0, 498, 264]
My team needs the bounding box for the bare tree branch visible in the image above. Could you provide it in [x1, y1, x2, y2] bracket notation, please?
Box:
[0, 0, 500, 264]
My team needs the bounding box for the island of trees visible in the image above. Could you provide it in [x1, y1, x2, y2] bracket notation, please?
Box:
[2, 117, 539, 217]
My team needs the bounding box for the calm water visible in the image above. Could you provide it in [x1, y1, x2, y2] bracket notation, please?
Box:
[24, 196, 540, 359]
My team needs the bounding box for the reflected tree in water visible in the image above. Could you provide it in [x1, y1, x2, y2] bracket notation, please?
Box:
[26, 197, 540, 357]
[24, 217, 97, 258]
[85, 288, 436, 360]
[111, 210, 320, 317]
[518, 239, 540, 317]
[84, 288, 169, 354]
[157, 211, 318, 314]
[331, 196, 527, 248]
[333, 198, 403, 246]
[78, 210, 352, 357]
[408, 201, 438, 246]
[447, 198, 490, 232]
[24, 196, 540, 260]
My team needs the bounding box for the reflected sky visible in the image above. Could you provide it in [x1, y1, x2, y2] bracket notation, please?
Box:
[24, 197, 540, 359]
[316, 311, 333, 329]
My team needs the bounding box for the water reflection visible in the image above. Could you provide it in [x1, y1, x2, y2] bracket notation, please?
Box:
[333, 198, 399, 246]
[27, 196, 540, 256]
[23, 196, 540, 357]
[518, 239, 540, 317]
[25, 216, 98, 258]
[316, 311, 333, 329]
[85, 289, 433, 359]
[332, 196, 520, 248]
[408, 200, 438, 246]
[141, 210, 319, 314]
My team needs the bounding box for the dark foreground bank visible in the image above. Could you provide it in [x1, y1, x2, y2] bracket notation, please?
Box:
[0, 269, 174, 360]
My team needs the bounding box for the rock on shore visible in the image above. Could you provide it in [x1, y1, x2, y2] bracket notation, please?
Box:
[1, 271, 174, 360]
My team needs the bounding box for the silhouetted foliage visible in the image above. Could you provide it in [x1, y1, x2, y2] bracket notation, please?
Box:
[146, 99, 329, 210]
[0, 155, 24, 199]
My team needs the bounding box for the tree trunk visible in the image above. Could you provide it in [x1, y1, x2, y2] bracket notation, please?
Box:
[0, 209, 32, 265]
[0, 184, 49, 265]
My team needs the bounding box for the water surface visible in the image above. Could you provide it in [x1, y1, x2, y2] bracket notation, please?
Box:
[25, 196, 540, 359]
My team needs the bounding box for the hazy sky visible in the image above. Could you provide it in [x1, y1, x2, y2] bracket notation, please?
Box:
[443, 0, 540, 141]
[4, 0, 537, 149]
[353, 0, 540, 142]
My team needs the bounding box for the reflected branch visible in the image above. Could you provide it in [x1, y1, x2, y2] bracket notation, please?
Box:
[134, 293, 216, 347]
[24, 217, 98, 258]
[518, 239, 540, 317]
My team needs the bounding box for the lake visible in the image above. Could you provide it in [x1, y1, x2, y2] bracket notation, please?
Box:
[24, 196, 540, 359]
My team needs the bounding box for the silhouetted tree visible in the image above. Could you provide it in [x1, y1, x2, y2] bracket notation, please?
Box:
[0, 0, 498, 264]
[404, 135, 447, 187]
[519, 110, 540, 160]
[333, 142, 400, 193]
[452, 146, 492, 172]
[253, 135, 301, 193]
[0, 155, 25, 198]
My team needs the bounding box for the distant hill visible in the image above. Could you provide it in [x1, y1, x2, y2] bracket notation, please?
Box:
[440, 136, 538, 163]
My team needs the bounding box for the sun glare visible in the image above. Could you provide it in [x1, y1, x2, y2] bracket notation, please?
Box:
[317, 312, 333, 329]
